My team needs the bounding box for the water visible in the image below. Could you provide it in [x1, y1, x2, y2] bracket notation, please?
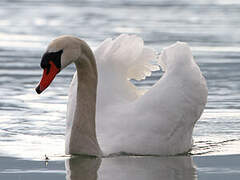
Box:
[0, 0, 240, 179]
[1, 155, 240, 180]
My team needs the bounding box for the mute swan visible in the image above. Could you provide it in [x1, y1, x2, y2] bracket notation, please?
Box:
[36, 34, 207, 156]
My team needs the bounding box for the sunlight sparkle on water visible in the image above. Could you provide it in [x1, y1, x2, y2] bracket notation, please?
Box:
[0, 134, 65, 160]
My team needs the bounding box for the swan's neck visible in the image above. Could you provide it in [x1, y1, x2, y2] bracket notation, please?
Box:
[67, 45, 101, 156]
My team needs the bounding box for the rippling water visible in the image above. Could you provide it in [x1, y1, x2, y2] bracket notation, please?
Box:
[0, 0, 240, 160]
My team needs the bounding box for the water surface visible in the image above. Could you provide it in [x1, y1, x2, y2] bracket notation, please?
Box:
[0, 0, 240, 179]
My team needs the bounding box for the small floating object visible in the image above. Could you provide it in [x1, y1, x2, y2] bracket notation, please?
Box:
[45, 154, 49, 166]
[45, 154, 49, 160]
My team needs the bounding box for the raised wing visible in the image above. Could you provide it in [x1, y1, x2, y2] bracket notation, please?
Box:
[94, 34, 159, 109]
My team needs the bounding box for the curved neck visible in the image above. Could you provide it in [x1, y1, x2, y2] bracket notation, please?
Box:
[67, 44, 101, 156]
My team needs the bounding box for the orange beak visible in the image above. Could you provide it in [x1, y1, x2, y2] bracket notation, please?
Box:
[35, 61, 60, 94]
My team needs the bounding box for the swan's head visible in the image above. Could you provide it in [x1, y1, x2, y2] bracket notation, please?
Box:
[35, 35, 83, 94]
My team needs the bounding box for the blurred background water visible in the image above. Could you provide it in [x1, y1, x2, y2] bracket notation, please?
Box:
[0, 0, 240, 179]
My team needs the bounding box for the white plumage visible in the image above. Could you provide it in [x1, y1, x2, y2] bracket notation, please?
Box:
[66, 34, 208, 156]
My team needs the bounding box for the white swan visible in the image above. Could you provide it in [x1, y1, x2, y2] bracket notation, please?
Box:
[36, 34, 208, 156]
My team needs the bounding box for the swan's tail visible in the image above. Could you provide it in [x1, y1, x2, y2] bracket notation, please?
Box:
[157, 41, 196, 72]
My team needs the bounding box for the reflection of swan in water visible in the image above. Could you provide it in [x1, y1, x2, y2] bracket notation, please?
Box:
[36, 34, 207, 156]
[66, 156, 101, 180]
[65, 156, 197, 180]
